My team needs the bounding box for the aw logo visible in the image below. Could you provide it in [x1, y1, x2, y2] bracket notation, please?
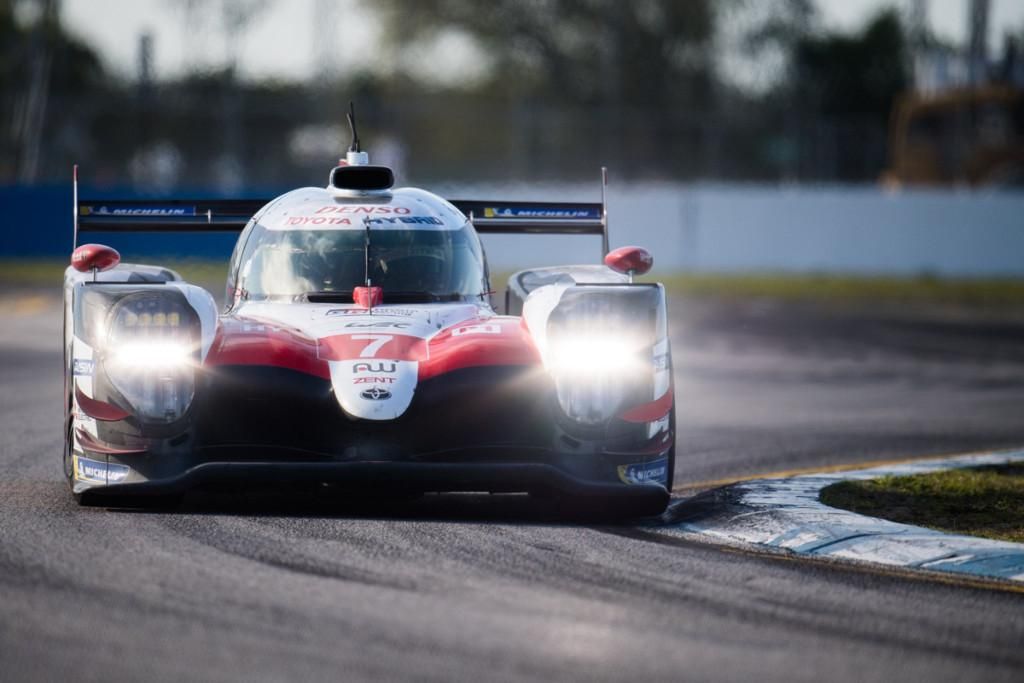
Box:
[352, 362, 397, 374]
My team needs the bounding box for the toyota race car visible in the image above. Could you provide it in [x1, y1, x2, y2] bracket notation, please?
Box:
[63, 127, 675, 516]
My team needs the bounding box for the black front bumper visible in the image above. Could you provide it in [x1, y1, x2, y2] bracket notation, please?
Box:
[82, 364, 673, 512]
[79, 460, 670, 514]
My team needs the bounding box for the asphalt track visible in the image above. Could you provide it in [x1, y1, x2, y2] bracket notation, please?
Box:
[2, 292, 1024, 682]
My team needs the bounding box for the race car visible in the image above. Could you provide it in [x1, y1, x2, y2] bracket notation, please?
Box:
[63, 136, 675, 515]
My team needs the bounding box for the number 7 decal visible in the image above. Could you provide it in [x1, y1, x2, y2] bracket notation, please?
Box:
[351, 334, 393, 358]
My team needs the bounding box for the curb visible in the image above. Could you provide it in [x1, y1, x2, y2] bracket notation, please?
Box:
[660, 450, 1024, 582]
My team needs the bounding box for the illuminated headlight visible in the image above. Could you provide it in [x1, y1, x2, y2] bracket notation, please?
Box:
[108, 341, 194, 370]
[546, 334, 650, 426]
[541, 285, 667, 426]
[546, 335, 646, 377]
[103, 293, 198, 423]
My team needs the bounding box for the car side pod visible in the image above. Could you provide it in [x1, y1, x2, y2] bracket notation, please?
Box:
[72, 243, 120, 280]
[604, 246, 653, 283]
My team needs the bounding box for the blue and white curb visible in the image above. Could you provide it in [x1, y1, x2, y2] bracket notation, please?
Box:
[661, 450, 1024, 582]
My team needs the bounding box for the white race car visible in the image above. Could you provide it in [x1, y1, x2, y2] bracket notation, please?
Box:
[63, 123, 675, 515]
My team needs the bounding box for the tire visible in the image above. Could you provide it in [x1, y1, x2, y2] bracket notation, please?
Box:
[63, 420, 74, 484]
[664, 406, 676, 494]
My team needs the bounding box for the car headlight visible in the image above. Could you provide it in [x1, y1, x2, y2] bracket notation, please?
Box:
[541, 285, 668, 427]
[103, 293, 199, 423]
[546, 334, 647, 377]
[546, 333, 650, 426]
[107, 341, 194, 370]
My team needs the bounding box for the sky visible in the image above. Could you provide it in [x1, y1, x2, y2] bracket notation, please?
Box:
[57, 0, 1024, 84]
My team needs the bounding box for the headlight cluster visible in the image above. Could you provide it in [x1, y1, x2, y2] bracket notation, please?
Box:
[104, 293, 198, 423]
[546, 335, 646, 377]
[543, 285, 668, 426]
[547, 333, 649, 425]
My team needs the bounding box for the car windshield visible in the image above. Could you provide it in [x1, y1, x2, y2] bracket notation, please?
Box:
[235, 223, 488, 301]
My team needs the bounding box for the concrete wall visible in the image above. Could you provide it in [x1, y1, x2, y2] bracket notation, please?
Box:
[4, 183, 1023, 276]
[469, 183, 1024, 276]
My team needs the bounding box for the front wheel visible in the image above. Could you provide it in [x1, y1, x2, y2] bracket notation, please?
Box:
[664, 406, 676, 493]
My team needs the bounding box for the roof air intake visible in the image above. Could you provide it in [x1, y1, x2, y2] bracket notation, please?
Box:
[329, 165, 395, 192]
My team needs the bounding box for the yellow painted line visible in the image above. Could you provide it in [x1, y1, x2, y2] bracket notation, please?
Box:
[673, 448, 1022, 493]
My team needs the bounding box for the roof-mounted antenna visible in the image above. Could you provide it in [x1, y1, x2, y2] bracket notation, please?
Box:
[347, 102, 360, 153]
[345, 102, 369, 166]
[363, 215, 372, 288]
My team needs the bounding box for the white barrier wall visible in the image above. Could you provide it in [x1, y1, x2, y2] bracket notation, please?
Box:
[452, 182, 1024, 276]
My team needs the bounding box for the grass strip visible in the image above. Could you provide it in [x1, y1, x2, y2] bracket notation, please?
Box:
[653, 273, 1024, 308]
[820, 464, 1024, 543]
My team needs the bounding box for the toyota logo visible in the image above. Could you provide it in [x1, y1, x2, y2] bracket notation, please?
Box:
[360, 387, 392, 401]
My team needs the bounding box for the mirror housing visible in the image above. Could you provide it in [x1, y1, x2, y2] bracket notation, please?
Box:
[71, 244, 121, 273]
[604, 246, 653, 278]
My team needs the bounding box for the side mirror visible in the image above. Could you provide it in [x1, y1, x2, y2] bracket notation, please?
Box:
[71, 244, 120, 274]
[604, 246, 653, 279]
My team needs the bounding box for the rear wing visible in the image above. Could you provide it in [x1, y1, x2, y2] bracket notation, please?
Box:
[74, 166, 610, 255]
[452, 166, 609, 254]
[450, 200, 607, 254]
[77, 199, 268, 234]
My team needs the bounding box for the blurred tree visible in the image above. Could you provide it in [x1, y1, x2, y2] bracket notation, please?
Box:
[743, 0, 816, 55]
[0, 0, 106, 181]
[795, 10, 908, 118]
[737, 7, 909, 181]
[0, 0, 105, 94]
[369, 0, 717, 108]
[793, 10, 909, 179]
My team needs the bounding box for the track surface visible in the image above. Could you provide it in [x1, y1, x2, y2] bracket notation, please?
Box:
[2, 293, 1024, 682]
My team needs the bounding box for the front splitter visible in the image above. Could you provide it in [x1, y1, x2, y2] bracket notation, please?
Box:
[79, 460, 670, 515]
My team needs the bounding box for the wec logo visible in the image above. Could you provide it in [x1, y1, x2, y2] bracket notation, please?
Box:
[345, 322, 410, 329]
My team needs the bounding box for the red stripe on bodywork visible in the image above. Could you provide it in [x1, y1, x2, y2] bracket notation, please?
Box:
[75, 385, 131, 421]
[204, 318, 328, 379]
[317, 333, 427, 362]
[618, 385, 674, 423]
[75, 428, 147, 455]
[419, 317, 540, 381]
[204, 314, 542, 381]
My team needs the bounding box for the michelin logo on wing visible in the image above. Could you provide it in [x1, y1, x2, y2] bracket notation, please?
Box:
[483, 206, 600, 219]
[82, 205, 196, 217]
